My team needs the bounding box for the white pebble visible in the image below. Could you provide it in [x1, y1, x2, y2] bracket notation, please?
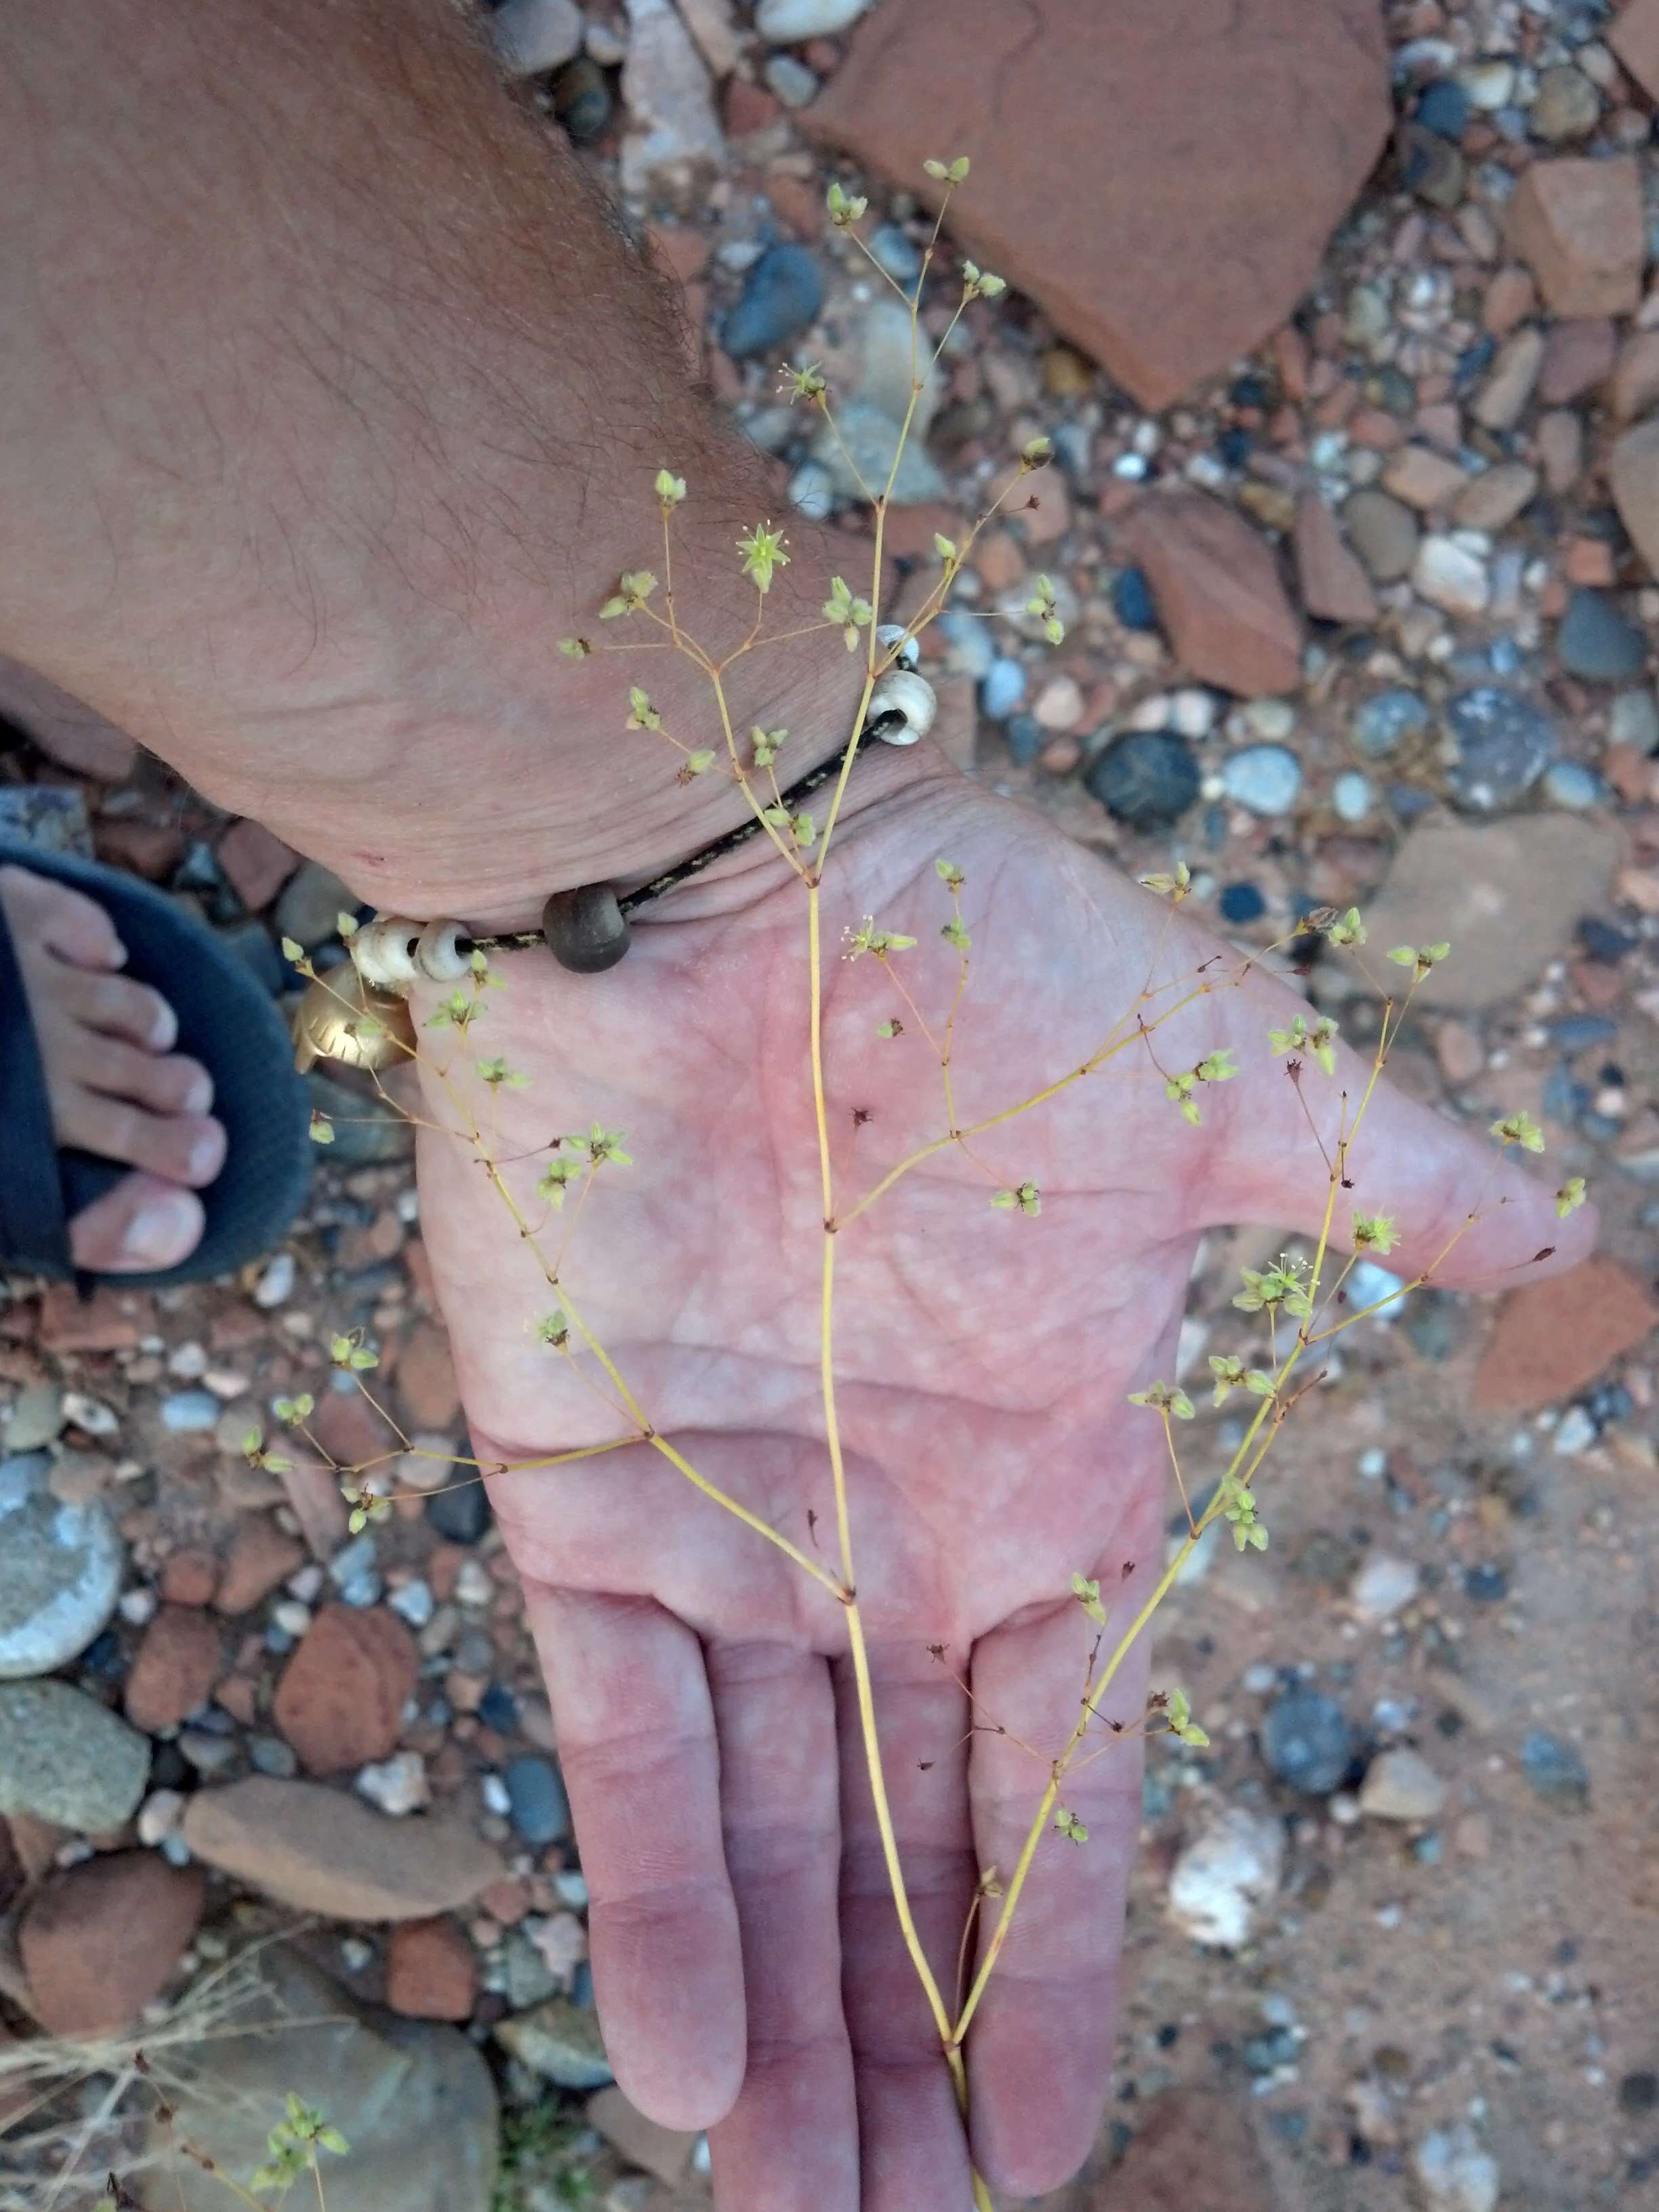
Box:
[253, 1252, 296, 1309]
[356, 1750, 430, 1818]
[1413, 537, 1490, 617]
[1167, 1805, 1284, 1948]
[455, 1560, 494, 1608]
[119, 1586, 159, 1626]
[1350, 1553, 1420, 1624]
[138, 1790, 186, 1846]
[756, 0, 868, 37]
[271, 1599, 313, 1637]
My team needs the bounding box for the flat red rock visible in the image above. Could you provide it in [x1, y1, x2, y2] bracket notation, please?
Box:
[806, 0, 1389, 407]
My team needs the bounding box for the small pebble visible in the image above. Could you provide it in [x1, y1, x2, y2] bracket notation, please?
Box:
[1556, 588, 1647, 683]
[253, 1252, 295, 1309]
[1218, 882, 1266, 924]
[1541, 760, 1601, 811]
[1262, 1688, 1355, 1795]
[722, 243, 824, 361]
[1085, 729, 1200, 831]
[357, 1749, 430, 1816]
[160, 1391, 221, 1434]
[1444, 687, 1557, 811]
[504, 1754, 571, 1846]
[1111, 567, 1159, 631]
[762, 54, 819, 109]
[979, 658, 1027, 722]
[1519, 1729, 1589, 1811]
[1332, 770, 1374, 821]
[1222, 743, 1302, 817]
[327, 1534, 379, 1589]
[1350, 1553, 1420, 1622]
[1415, 78, 1469, 140]
[1353, 688, 1429, 758]
[388, 1579, 435, 1629]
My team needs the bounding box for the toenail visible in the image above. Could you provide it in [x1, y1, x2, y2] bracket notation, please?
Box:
[120, 1189, 199, 1264]
[187, 1130, 222, 1180]
[182, 1068, 213, 1113]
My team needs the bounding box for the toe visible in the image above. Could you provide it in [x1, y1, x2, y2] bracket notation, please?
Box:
[0, 865, 126, 969]
[68, 1035, 214, 1117]
[56, 965, 179, 1051]
[56, 1084, 226, 1188]
[68, 1173, 205, 1273]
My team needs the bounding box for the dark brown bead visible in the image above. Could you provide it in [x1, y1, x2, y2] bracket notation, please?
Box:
[541, 884, 630, 973]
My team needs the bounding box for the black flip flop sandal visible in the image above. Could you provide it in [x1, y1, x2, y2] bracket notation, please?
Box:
[0, 839, 312, 1286]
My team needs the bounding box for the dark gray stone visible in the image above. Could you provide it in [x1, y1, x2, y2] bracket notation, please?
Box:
[722, 244, 825, 360]
[502, 1754, 570, 1846]
[1084, 729, 1200, 830]
[1261, 1687, 1355, 1795]
[1556, 589, 1647, 683]
[1444, 688, 1557, 810]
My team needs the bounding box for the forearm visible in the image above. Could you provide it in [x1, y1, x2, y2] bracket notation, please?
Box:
[0, 0, 853, 920]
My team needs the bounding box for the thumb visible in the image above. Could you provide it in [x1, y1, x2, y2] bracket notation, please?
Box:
[1191, 958, 1597, 1295]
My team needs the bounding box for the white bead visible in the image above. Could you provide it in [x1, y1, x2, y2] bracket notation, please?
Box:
[864, 667, 936, 747]
[416, 918, 470, 981]
[876, 622, 920, 670]
[351, 916, 422, 989]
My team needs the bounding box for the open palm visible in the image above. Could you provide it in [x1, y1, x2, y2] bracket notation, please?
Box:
[412, 747, 1584, 2212]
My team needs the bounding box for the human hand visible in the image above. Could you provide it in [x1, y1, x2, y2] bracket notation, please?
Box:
[411, 745, 1589, 2211]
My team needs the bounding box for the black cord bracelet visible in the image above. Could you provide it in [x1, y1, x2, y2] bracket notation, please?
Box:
[469, 731, 865, 975]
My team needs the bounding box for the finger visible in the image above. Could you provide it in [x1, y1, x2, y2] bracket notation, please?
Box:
[520, 1584, 745, 2129]
[706, 1641, 858, 2212]
[835, 1644, 977, 2212]
[964, 1474, 1163, 2198]
[1195, 959, 1596, 1289]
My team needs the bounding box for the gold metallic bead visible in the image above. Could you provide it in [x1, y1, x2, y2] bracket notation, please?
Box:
[291, 966, 417, 1073]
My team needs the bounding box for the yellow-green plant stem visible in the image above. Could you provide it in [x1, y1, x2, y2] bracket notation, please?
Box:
[809, 884, 991, 2211]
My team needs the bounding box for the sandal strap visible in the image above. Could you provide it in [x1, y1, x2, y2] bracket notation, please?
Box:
[0, 884, 73, 1273]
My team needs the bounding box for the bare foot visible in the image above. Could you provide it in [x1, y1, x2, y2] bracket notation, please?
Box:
[0, 864, 226, 1271]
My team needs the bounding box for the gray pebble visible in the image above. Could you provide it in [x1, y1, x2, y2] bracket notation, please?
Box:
[0, 1677, 148, 1830]
[1610, 689, 1659, 752]
[762, 54, 819, 110]
[274, 860, 356, 951]
[0, 1453, 123, 1678]
[1353, 687, 1429, 758]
